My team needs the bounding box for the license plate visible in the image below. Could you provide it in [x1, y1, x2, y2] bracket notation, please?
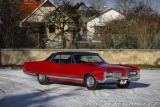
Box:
[120, 80, 127, 84]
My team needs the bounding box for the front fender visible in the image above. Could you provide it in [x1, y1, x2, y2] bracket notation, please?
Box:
[93, 71, 105, 81]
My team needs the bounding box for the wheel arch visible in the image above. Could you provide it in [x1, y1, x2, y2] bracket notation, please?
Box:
[83, 73, 96, 83]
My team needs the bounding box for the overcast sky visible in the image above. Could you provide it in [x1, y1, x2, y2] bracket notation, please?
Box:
[73, 0, 160, 13]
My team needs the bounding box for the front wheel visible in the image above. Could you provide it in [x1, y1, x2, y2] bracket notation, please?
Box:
[116, 81, 130, 89]
[85, 74, 99, 90]
[37, 74, 49, 85]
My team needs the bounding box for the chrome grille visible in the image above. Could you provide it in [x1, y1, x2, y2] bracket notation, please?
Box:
[113, 72, 122, 78]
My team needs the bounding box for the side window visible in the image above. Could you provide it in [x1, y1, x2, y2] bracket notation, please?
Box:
[51, 55, 60, 63]
[74, 55, 85, 63]
[59, 55, 72, 64]
[74, 55, 101, 63]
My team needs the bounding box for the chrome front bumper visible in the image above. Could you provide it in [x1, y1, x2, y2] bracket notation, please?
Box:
[97, 71, 140, 84]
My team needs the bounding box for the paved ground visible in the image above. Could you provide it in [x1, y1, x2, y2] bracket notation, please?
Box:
[0, 69, 160, 107]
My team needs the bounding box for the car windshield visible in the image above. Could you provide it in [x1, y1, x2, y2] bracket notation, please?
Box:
[74, 55, 105, 64]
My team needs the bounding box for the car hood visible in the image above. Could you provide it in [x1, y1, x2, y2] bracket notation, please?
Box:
[85, 63, 139, 71]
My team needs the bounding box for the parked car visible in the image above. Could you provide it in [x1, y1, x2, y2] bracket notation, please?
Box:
[23, 52, 140, 90]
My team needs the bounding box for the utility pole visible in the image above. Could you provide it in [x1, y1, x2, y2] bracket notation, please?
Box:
[37, 32, 40, 48]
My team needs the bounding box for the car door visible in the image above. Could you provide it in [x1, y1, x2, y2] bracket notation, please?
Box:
[48, 54, 60, 75]
[58, 54, 75, 77]
[72, 55, 88, 78]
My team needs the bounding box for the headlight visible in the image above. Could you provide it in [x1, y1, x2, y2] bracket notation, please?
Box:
[130, 71, 137, 76]
[106, 72, 113, 77]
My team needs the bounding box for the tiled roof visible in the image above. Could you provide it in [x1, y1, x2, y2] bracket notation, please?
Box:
[22, 0, 57, 22]
[22, 0, 42, 19]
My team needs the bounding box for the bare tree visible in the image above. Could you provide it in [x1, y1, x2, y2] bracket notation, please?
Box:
[129, 0, 160, 49]
[0, 0, 24, 48]
[53, 0, 74, 6]
[44, 1, 97, 49]
[129, 0, 157, 18]
[116, 0, 136, 16]
[89, 0, 106, 11]
[103, 0, 160, 49]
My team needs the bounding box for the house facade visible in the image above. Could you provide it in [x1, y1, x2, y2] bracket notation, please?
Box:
[87, 8, 125, 36]
[22, 0, 75, 49]
[22, 0, 125, 49]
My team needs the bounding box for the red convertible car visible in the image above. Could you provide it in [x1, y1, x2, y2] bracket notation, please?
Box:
[23, 52, 140, 90]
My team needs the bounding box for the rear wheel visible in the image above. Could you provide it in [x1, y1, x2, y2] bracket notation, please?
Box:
[116, 81, 130, 89]
[37, 74, 49, 85]
[85, 74, 99, 90]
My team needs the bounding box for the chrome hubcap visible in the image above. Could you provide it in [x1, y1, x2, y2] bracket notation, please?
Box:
[87, 76, 95, 87]
[39, 74, 45, 82]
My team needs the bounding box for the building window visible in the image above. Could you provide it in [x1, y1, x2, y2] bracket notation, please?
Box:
[49, 25, 55, 33]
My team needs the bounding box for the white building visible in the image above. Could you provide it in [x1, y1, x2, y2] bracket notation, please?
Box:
[87, 8, 125, 36]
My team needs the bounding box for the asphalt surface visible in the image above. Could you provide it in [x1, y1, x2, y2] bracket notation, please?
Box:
[0, 69, 160, 107]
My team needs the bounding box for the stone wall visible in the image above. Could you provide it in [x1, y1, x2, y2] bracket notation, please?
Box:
[0, 49, 160, 66]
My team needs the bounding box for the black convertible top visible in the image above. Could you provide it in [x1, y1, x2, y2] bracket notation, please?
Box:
[45, 51, 99, 61]
[55, 51, 98, 55]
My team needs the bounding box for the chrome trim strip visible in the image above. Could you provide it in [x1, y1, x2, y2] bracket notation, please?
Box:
[97, 73, 140, 83]
[24, 71, 36, 76]
[46, 75, 83, 81]
[24, 71, 83, 81]
[99, 70, 140, 83]
[97, 76, 140, 83]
